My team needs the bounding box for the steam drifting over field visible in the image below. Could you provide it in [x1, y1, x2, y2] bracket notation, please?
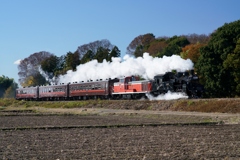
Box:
[59, 53, 193, 83]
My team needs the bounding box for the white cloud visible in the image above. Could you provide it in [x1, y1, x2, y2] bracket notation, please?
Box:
[14, 59, 22, 65]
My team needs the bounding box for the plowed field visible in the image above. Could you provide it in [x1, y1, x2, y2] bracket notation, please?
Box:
[1, 110, 240, 159]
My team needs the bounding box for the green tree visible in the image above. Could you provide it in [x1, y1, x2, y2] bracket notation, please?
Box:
[223, 39, 240, 95]
[0, 76, 14, 98]
[134, 45, 144, 57]
[80, 50, 94, 64]
[196, 20, 240, 97]
[65, 51, 80, 71]
[157, 36, 190, 57]
[108, 46, 121, 61]
[77, 39, 114, 59]
[41, 55, 59, 79]
[94, 47, 109, 63]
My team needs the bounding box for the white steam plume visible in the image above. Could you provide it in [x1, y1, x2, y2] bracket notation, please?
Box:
[146, 91, 188, 101]
[59, 52, 193, 83]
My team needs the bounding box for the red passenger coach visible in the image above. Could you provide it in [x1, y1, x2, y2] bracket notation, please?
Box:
[16, 87, 39, 100]
[112, 76, 152, 99]
[38, 84, 68, 100]
[69, 79, 118, 100]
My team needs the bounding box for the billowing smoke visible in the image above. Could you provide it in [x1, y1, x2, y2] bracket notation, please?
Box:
[146, 91, 188, 100]
[59, 53, 193, 83]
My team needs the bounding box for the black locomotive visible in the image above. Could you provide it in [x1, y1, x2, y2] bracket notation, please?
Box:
[151, 70, 204, 98]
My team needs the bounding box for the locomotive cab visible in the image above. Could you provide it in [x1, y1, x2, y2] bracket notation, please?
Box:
[151, 72, 175, 95]
[186, 72, 204, 98]
[114, 76, 140, 92]
[112, 76, 152, 99]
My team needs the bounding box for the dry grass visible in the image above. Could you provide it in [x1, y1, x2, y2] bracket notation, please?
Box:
[0, 98, 240, 113]
[173, 99, 240, 113]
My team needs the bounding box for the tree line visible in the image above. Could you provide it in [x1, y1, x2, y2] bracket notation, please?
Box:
[17, 39, 121, 87]
[1, 19, 239, 98]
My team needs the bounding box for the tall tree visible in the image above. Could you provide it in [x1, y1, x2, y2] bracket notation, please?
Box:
[41, 55, 59, 79]
[196, 20, 240, 97]
[77, 39, 114, 59]
[146, 40, 168, 57]
[126, 33, 155, 56]
[108, 46, 121, 61]
[18, 51, 52, 86]
[80, 50, 94, 64]
[94, 47, 109, 63]
[65, 51, 80, 71]
[157, 36, 190, 57]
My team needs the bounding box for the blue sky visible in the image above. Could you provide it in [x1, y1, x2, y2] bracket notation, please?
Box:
[0, 0, 239, 83]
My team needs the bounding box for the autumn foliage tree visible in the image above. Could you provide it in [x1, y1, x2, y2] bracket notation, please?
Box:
[146, 40, 168, 57]
[127, 34, 191, 58]
[181, 43, 206, 64]
[21, 72, 47, 87]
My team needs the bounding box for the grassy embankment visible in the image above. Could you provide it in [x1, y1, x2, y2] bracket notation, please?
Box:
[0, 98, 240, 113]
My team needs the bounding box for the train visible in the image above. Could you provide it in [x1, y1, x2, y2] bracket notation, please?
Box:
[15, 70, 204, 100]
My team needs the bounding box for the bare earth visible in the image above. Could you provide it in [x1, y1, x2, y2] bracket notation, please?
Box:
[0, 102, 240, 159]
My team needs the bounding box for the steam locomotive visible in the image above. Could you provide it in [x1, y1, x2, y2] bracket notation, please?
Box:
[16, 70, 204, 100]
